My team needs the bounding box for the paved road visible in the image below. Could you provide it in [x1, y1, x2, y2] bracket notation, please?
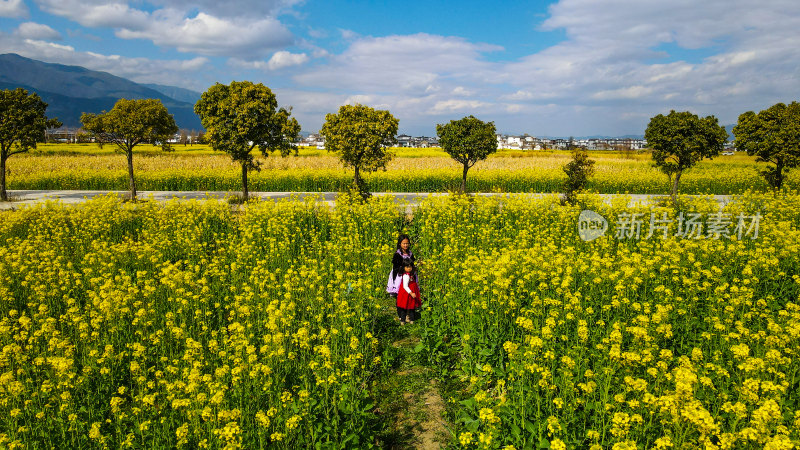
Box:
[1, 190, 734, 210]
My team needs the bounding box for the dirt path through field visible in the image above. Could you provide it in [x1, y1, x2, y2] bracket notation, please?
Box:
[1, 190, 734, 211]
[373, 300, 450, 449]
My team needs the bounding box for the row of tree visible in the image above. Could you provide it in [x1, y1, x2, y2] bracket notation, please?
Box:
[645, 106, 800, 204]
[1, 84, 799, 202]
[0, 83, 500, 202]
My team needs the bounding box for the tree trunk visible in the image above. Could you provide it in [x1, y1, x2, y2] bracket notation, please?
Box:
[670, 171, 682, 205]
[354, 165, 361, 187]
[461, 163, 469, 194]
[241, 162, 249, 201]
[0, 152, 7, 202]
[126, 150, 137, 201]
[775, 160, 784, 193]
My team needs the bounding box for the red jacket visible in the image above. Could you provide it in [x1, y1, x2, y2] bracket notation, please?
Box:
[396, 273, 421, 310]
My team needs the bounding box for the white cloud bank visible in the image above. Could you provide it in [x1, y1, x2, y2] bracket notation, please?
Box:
[0, 0, 27, 18]
[285, 0, 800, 135]
[267, 51, 309, 70]
[31, 0, 296, 58]
[14, 22, 62, 41]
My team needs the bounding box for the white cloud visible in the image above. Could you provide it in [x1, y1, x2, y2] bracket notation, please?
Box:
[294, 33, 501, 93]
[15, 22, 62, 41]
[22, 38, 74, 53]
[147, 0, 301, 18]
[428, 100, 488, 114]
[339, 29, 359, 40]
[267, 51, 309, 70]
[282, 33, 511, 131]
[116, 12, 292, 57]
[0, 0, 27, 17]
[65, 28, 102, 42]
[227, 58, 265, 70]
[542, 0, 747, 50]
[343, 94, 375, 105]
[592, 86, 654, 101]
[34, 0, 150, 29]
[228, 51, 309, 71]
[31, 0, 295, 58]
[503, 90, 534, 101]
[451, 86, 474, 96]
[307, 27, 327, 39]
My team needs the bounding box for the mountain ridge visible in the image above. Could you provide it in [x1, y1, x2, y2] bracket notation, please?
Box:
[143, 83, 202, 105]
[0, 53, 202, 129]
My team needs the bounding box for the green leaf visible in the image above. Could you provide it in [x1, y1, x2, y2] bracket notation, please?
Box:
[459, 398, 477, 409]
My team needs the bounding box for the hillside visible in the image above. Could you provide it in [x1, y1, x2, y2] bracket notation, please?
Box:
[0, 53, 202, 129]
[143, 83, 202, 105]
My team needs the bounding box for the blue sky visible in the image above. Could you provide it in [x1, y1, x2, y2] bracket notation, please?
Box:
[1, 0, 799, 136]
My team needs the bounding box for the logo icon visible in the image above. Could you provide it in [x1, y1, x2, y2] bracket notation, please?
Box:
[578, 210, 608, 242]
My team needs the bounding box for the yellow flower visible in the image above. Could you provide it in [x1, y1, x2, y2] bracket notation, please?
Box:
[89, 422, 102, 440]
[286, 415, 302, 431]
[270, 432, 284, 442]
[654, 436, 673, 448]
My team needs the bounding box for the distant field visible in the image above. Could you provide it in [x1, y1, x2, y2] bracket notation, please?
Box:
[7, 143, 796, 194]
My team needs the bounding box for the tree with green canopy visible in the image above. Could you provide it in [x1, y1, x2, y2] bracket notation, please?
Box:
[194, 81, 300, 201]
[0, 88, 61, 202]
[562, 148, 596, 205]
[436, 115, 497, 194]
[733, 101, 800, 192]
[320, 104, 398, 199]
[81, 98, 178, 201]
[644, 110, 728, 204]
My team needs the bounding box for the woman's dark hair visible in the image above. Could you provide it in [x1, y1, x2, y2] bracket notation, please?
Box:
[396, 234, 411, 251]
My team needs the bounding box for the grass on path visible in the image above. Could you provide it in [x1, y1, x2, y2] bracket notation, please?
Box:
[372, 296, 451, 449]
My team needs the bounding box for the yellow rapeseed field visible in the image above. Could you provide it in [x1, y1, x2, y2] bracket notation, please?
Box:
[1, 192, 799, 448]
[415, 193, 800, 449]
[0, 194, 398, 448]
[6, 144, 796, 194]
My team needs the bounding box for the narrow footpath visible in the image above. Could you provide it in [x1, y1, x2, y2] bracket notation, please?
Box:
[373, 296, 450, 449]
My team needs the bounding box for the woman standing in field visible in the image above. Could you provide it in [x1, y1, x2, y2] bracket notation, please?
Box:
[387, 234, 423, 324]
[387, 234, 416, 298]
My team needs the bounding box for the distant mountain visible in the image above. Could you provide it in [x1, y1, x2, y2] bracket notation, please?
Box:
[143, 83, 202, 105]
[0, 53, 202, 129]
[724, 124, 736, 139]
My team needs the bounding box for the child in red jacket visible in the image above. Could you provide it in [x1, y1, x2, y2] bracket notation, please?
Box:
[396, 261, 421, 325]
